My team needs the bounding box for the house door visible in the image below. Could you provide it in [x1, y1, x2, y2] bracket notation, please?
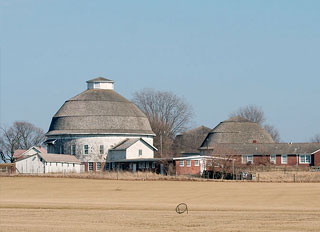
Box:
[132, 163, 136, 172]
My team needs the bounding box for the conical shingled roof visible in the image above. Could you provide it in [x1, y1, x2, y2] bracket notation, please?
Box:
[202, 116, 274, 146]
[47, 83, 154, 136]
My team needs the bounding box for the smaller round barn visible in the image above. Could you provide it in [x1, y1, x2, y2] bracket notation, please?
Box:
[202, 116, 274, 147]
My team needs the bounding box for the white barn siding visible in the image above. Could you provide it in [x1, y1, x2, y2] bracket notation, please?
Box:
[16, 155, 81, 174]
[16, 155, 44, 174]
[48, 135, 154, 162]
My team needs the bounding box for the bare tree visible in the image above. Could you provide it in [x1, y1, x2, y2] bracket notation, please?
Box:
[310, 134, 320, 143]
[264, 124, 280, 142]
[132, 89, 193, 157]
[230, 104, 281, 142]
[173, 126, 211, 156]
[0, 121, 45, 163]
[230, 104, 265, 125]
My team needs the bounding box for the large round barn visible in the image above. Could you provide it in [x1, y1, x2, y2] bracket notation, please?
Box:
[46, 77, 156, 171]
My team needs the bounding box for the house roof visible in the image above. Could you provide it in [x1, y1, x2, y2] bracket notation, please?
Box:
[46, 85, 155, 136]
[201, 116, 274, 146]
[86, 77, 114, 83]
[110, 138, 158, 151]
[199, 143, 320, 155]
[39, 153, 81, 163]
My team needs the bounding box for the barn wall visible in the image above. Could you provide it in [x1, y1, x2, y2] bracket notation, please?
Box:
[47, 135, 154, 163]
[15, 155, 44, 174]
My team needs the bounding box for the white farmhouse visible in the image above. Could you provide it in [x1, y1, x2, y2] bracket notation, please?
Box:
[15, 153, 81, 174]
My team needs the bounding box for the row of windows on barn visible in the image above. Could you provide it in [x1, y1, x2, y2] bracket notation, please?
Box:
[57, 145, 143, 156]
[242, 154, 311, 164]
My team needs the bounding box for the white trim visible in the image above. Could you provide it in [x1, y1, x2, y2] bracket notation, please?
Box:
[194, 160, 199, 166]
[179, 160, 184, 167]
[186, 160, 191, 167]
[242, 155, 253, 164]
[311, 148, 320, 155]
[299, 154, 311, 164]
[281, 155, 287, 164]
[270, 154, 276, 164]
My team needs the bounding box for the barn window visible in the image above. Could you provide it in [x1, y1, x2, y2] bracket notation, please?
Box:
[84, 145, 89, 154]
[270, 155, 276, 164]
[100, 145, 104, 154]
[186, 160, 191, 167]
[94, 82, 100, 88]
[194, 160, 199, 166]
[71, 145, 76, 155]
[299, 154, 311, 164]
[281, 155, 287, 164]
[96, 162, 101, 171]
[139, 149, 142, 156]
[88, 162, 93, 171]
[179, 160, 184, 167]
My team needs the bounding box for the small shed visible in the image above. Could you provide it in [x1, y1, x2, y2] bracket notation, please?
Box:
[15, 153, 81, 174]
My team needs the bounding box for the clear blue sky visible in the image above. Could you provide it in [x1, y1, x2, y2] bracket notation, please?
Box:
[1, 0, 319, 142]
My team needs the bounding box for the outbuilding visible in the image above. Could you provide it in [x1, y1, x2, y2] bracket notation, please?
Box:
[15, 153, 81, 174]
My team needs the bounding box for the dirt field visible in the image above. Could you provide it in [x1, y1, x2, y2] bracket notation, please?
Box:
[1, 177, 320, 232]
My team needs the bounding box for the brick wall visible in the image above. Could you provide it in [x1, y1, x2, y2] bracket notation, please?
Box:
[314, 150, 320, 166]
[175, 160, 201, 176]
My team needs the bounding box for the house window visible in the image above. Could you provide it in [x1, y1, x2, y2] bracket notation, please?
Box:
[139, 162, 145, 169]
[100, 145, 104, 154]
[179, 160, 184, 167]
[299, 154, 311, 164]
[88, 162, 93, 171]
[139, 149, 142, 156]
[96, 162, 101, 171]
[281, 155, 287, 164]
[186, 160, 191, 167]
[73, 163, 75, 167]
[84, 145, 89, 154]
[56, 162, 58, 166]
[194, 160, 199, 166]
[242, 155, 253, 164]
[270, 155, 276, 164]
[152, 162, 155, 169]
[71, 145, 76, 155]
[146, 162, 149, 168]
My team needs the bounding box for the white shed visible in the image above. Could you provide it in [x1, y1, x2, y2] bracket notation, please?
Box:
[15, 153, 81, 174]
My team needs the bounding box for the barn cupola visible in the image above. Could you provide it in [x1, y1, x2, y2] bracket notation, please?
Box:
[86, 77, 114, 90]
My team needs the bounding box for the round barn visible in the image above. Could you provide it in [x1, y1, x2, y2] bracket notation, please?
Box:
[46, 77, 158, 172]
